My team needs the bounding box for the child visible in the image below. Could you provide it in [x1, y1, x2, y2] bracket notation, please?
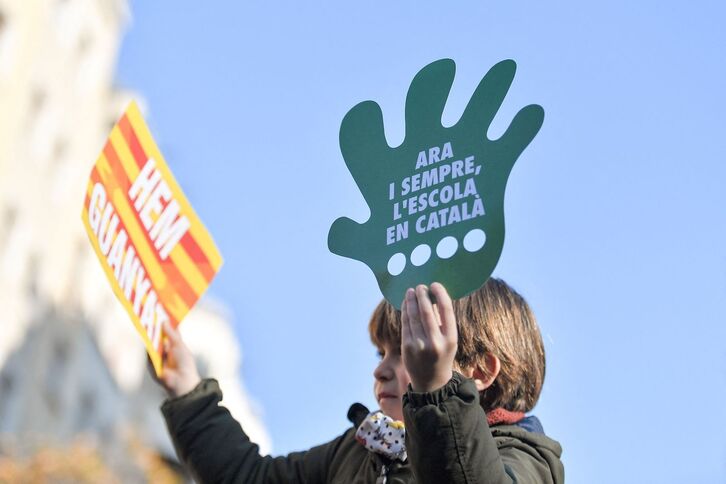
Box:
[395, 280, 563, 483]
[157, 279, 563, 483]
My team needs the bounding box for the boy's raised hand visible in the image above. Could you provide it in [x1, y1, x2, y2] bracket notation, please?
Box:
[401, 282, 458, 393]
[153, 321, 202, 398]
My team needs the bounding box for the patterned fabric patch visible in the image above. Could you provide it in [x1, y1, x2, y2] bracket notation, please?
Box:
[355, 411, 407, 462]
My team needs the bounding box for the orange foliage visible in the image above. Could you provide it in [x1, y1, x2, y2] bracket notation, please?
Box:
[0, 436, 182, 483]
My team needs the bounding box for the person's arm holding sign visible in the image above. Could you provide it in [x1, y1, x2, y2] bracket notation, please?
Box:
[401, 284, 515, 484]
[401, 284, 458, 393]
[157, 322, 343, 484]
[155, 322, 201, 398]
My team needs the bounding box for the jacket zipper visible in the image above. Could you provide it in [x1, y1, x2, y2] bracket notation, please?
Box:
[376, 463, 388, 484]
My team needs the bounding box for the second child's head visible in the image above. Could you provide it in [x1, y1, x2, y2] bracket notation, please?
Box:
[369, 278, 546, 420]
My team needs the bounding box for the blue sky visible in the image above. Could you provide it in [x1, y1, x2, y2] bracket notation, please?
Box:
[117, 2, 726, 482]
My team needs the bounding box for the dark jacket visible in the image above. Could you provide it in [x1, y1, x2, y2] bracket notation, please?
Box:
[403, 372, 563, 484]
[161, 373, 564, 484]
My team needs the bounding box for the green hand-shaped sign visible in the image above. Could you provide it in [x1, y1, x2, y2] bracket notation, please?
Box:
[328, 59, 544, 309]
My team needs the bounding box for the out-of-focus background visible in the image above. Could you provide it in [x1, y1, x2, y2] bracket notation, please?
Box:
[0, 0, 725, 483]
[0, 1, 269, 482]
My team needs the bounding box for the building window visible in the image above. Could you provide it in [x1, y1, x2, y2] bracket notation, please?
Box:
[77, 31, 91, 58]
[0, 206, 17, 253]
[25, 252, 40, 299]
[1, 373, 12, 395]
[30, 88, 47, 118]
[53, 137, 68, 165]
[53, 338, 70, 365]
[75, 30, 98, 90]
[28, 87, 56, 161]
[0, 211, 30, 282]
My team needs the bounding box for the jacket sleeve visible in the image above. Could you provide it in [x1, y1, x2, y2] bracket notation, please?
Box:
[161, 379, 344, 484]
[402, 372, 514, 484]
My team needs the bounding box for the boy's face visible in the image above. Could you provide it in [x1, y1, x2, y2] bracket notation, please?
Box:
[373, 341, 411, 421]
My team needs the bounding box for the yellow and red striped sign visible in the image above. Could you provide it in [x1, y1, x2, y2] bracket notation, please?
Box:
[82, 101, 223, 375]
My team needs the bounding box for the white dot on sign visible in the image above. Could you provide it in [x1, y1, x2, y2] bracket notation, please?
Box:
[463, 229, 486, 252]
[410, 244, 431, 267]
[436, 236, 458, 259]
[387, 253, 406, 276]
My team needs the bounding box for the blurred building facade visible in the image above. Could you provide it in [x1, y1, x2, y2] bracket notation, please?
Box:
[0, 0, 269, 478]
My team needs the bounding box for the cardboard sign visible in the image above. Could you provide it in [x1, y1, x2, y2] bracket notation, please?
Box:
[329, 59, 544, 308]
[82, 101, 223, 375]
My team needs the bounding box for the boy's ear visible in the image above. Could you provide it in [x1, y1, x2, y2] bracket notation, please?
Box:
[461, 353, 501, 392]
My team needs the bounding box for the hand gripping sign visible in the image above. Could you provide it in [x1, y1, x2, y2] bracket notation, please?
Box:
[328, 60, 544, 308]
[82, 101, 222, 375]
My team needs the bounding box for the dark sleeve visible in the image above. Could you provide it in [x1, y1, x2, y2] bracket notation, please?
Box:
[402, 372, 513, 484]
[161, 379, 344, 484]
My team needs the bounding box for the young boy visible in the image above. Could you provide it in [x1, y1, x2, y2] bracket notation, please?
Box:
[157, 279, 563, 483]
[392, 279, 563, 483]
